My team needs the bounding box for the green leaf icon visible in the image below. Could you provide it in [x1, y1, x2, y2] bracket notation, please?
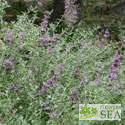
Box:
[91, 107, 98, 114]
[80, 105, 90, 115]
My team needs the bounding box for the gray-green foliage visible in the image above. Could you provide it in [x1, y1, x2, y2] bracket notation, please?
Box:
[0, 0, 9, 22]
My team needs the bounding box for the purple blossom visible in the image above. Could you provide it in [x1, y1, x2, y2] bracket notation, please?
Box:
[73, 67, 80, 78]
[108, 50, 121, 82]
[38, 34, 50, 47]
[80, 74, 88, 86]
[49, 34, 60, 44]
[93, 73, 100, 86]
[3, 59, 13, 71]
[4, 30, 13, 44]
[18, 32, 25, 49]
[46, 79, 55, 87]
[38, 34, 60, 47]
[65, 0, 77, 9]
[40, 11, 50, 31]
[97, 26, 110, 38]
[9, 84, 19, 92]
[42, 101, 51, 112]
[18, 32, 25, 42]
[108, 72, 117, 81]
[37, 0, 44, 7]
[80, 79, 85, 86]
[107, 83, 113, 91]
[103, 28, 110, 38]
[47, 48, 53, 54]
[64, 0, 79, 27]
[69, 88, 78, 104]
[37, 65, 63, 96]
[37, 76, 57, 95]
[38, 84, 48, 95]
[51, 74, 59, 81]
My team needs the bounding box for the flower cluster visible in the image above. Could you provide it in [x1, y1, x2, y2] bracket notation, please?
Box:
[42, 101, 51, 112]
[108, 50, 121, 82]
[69, 88, 78, 104]
[103, 28, 110, 38]
[3, 58, 13, 71]
[107, 83, 113, 91]
[9, 84, 19, 92]
[37, 0, 46, 8]
[38, 34, 60, 48]
[38, 33, 50, 47]
[37, 74, 58, 95]
[97, 26, 110, 39]
[64, 0, 79, 27]
[38, 10, 61, 48]
[73, 67, 80, 78]
[97, 26, 110, 48]
[47, 47, 53, 54]
[18, 32, 25, 42]
[38, 79, 54, 94]
[80, 73, 88, 86]
[37, 63, 64, 95]
[40, 11, 50, 32]
[4, 30, 13, 44]
[18, 32, 25, 49]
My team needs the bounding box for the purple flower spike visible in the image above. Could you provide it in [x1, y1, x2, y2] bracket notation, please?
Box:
[40, 11, 50, 32]
[38, 34, 50, 47]
[73, 67, 80, 78]
[47, 48, 53, 54]
[108, 72, 117, 81]
[64, 0, 79, 27]
[80, 79, 85, 86]
[52, 74, 59, 81]
[69, 88, 78, 104]
[18, 32, 25, 42]
[103, 29, 110, 38]
[108, 50, 121, 82]
[4, 30, 13, 44]
[107, 83, 113, 91]
[9, 84, 19, 92]
[46, 79, 54, 87]
[3, 59, 13, 71]
[18, 32, 25, 49]
[38, 84, 49, 95]
[42, 101, 50, 112]
[37, 75, 57, 95]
